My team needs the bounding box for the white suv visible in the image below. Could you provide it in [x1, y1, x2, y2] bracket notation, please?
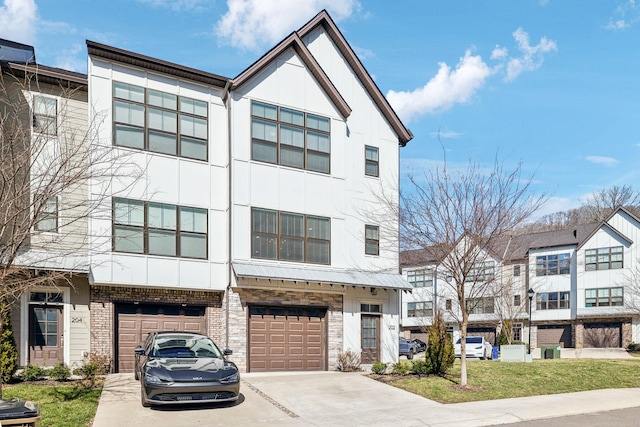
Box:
[454, 336, 493, 359]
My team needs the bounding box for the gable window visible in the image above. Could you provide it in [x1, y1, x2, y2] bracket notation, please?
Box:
[33, 95, 57, 135]
[536, 253, 570, 276]
[251, 101, 330, 173]
[407, 301, 433, 317]
[251, 208, 330, 265]
[113, 82, 208, 161]
[513, 295, 521, 306]
[466, 261, 495, 282]
[513, 264, 521, 276]
[34, 196, 58, 232]
[113, 198, 207, 259]
[407, 270, 433, 288]
[365, 145, 379, 177]
[466, 297, 494, 314]
[585, 246, 623, 271]
[365, 225, 379, 255]
[536, 291, 570, 310]
[445, 299, 452, 310]
[585, 287, 623, 307]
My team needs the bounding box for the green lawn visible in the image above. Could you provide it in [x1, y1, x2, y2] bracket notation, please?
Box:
[387, 358, 640, 404]
[2, 382, 102, 427]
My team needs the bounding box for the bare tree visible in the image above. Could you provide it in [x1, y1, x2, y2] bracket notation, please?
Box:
[399, 157, 546, 387]
[582, 185, 640, 223]
[0, 68, 141, 396]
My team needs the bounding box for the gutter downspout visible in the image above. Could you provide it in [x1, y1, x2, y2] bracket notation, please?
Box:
[224, 79, 233, 350]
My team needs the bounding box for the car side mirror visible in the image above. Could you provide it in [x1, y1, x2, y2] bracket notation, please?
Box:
[134, 348, 145, 356]
[223, 349, 233, 356]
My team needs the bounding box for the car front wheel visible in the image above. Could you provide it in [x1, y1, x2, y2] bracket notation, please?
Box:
[407, 349, 414, 360]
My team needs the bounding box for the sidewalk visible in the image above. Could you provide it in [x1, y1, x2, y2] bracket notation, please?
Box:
[92, 371, 640, 427]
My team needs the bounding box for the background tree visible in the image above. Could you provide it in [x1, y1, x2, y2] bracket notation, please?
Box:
[0, 299, 18, 387]
[426, 310, 455, 375]
[0, 68, 141, 396]
[399, 157, 546, 387]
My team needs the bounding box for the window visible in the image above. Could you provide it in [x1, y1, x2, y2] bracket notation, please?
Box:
[251, 208, 330, 265]
[585, 287, 623, 307]
[466, 261, 495, 282]
[29, 292, 63, 303]
[407, 301, 433, 317]
[536, 291, 570, 310]
[113, 198, 207, 259]
[445, 299, 452, 310]
[466, 298, 494, 314]
[251, 101, 330, 173]
[513, 295, 521, 306]
[585, 246, 623, 271]
[113, 82, 208, 161]
[513, 324, 522, 342]
[34, 196, 58, 232]
[513, 264, 521, 276]
[365, 225, 379, 255]
[33, 95, 57, 135]
[407, 270, 433, 288]
[536, 253, 570, 276]
[361, 303, 381, 313]
[365, 145, 379, 177]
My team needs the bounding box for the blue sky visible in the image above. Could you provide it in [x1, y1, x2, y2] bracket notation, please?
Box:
[2, 0, 640, 219]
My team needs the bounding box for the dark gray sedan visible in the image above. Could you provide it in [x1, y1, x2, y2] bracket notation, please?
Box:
[134, 331, 240, 407]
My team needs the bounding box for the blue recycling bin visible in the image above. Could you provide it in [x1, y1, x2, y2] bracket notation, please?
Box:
[492, 346, 499, 360]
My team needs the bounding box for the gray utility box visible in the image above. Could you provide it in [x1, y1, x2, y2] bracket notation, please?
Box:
[542, 346, 561, 359]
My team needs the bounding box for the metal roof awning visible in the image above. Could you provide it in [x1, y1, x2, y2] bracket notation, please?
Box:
[232, 262, 412, 291]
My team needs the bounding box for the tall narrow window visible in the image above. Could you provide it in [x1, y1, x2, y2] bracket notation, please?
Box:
[33, 96, 57, 135]
[34, 196, 58, 232]
[365, 225, 379, 255]
[365, 145, 379, 177]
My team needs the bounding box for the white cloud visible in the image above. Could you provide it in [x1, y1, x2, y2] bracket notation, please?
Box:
[430, 130, 462, 139]
[386, 50, 493, 123]
[215, 0, 360, 51]
[605, 0, 640, 30]
[532, 196, 580, 221]
[54, 43, 86, 73]
[0, 0, 37, 44]
[502, 27, 557, 81]
[136, 0, 209, 11]
[585, 155, 619, 166]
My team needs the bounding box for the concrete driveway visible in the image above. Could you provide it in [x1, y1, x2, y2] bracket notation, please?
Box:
[92, 371, 640, 427]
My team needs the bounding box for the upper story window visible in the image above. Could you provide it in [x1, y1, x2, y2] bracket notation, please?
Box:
[34, 196, 58, 232]
[407, 270, 433, 288]
[536, 253, 570, 276]
[361, 303, 381, 313]
[251, 101, 330, 173]
[585, 287, 623, 307]
[585, 246, 623, 271]
[32, 95, 57, 135]
[513, 264, 521, 276]
[513, 295, 521, 306]
[365, 225, 379, 255]
[113, 82, 208, 161]
[113, 198, 208, 259]
[407, 301, 433, 317]
[466, 261, 495, 282]
[466, 297, 494, 314]
[365, 145, 379, 177]
[536, 291, 570, 310]
[251, 207, 330, 265]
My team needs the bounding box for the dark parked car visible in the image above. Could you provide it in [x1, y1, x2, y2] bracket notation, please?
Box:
[411, 338, 427, 352]
[399, 336, 417, 359]
[134, 331, 240, 407]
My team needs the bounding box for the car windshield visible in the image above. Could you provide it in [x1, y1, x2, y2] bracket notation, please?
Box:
[152, 334, 223, 359]
[455, 337, 483, 344]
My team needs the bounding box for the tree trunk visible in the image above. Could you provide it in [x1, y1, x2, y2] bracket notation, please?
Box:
[460, 318, 468, 387]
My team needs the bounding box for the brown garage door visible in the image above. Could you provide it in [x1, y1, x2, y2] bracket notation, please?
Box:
[584, 323, 621, 348]
[248, 306, 326, 372]
[537, 325, 572, 347]
[467, 327, 497, 346]
[116, 303, 205, 373]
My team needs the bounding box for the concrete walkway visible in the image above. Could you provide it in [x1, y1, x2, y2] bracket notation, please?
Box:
[92, 371, 640, 427]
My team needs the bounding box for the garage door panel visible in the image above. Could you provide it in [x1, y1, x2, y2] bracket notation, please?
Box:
[249, 306, 326, 372]
[584, 323, 621, 348]
[538, 325, 572, 347]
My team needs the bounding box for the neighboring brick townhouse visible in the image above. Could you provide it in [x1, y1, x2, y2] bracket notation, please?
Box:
[2, 11, 413, 374]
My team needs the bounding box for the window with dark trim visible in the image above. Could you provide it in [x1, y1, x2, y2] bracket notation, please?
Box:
[113, 198, 208, 259]
[365, 225, 379, 255]
[361, 303, 381, 313]
[536, 253, 570, 276]
[251, 207, 330, 265]
[113, 81, 208, 161]
[365, 145, 379, 177]
[585, 246, 623, 271]
[536, 291, 570, 310]
[34, 196, 58, 232]
[585, 287, 623, 307]
[407, 301, 433, 317]
[33, 95, 57, 135]
[466, 297, 494, 314]
[465, 261, 495, 282]
[251, 101, 330, 173]
[513, 264, 521, 276]
[445, 299, 452, 310]
[407, 270, 433, 288]
[513, 295, 521, 306]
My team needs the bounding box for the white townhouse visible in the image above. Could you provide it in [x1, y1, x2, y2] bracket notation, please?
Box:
[84, 10, 413, 373]
[400, 207, 640, 351]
